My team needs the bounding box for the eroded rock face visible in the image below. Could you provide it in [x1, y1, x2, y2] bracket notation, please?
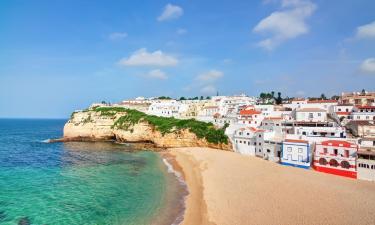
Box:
[63, 111, 232, 150]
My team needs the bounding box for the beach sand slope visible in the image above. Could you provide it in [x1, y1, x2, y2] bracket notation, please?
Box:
[169, 147, 375, 225]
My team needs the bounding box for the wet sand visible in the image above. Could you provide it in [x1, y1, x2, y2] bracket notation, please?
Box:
[168, 147, 375, 225]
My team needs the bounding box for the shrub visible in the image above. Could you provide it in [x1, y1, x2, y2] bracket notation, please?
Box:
[103, 108, 228, 144]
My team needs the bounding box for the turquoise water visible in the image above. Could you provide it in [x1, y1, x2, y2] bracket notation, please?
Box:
[0, 119, 185, 225]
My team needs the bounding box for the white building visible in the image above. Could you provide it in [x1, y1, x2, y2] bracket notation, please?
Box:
[281, 139, 311, 169]
[262, 132, 283, 162]
[350, 106, 375, 121]
[295, 108, 327, 122]
[147, 100, 188, 118]
[238, 107, 264, 127]
[233, 127, 264, 156]
[357, 138, 375, 181]
[293, 126, 346, 138]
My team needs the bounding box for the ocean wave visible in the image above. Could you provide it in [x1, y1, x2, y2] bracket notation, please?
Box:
[40, 139, 51, 143]
[162, 158, 188, 225]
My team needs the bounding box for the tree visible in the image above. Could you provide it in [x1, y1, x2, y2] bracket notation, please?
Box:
[362, 89, 366, 94]
[158, 96, 172, 100]
[271, 91, 275, 99]
[320, 93, 327, 100]
[200, 96, 204, 100]
[101, 101, 107, 104]
[206, 96, 211, 100]
[276, 92, 282, 105]
[331, 95, 340, 100]
[179, 97, 186, 100]
[193, 96, 199, 100]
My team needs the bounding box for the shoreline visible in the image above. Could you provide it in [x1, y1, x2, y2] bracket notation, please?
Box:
[161, 151, 213, 225]
[167, 147, 375, 225]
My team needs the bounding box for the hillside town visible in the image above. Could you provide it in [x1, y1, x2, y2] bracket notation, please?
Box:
[91, 90, 375, 181]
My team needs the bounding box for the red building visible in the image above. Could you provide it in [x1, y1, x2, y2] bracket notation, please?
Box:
[314, 140, 358, 178]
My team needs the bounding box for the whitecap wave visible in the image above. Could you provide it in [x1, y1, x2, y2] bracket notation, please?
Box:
[40, 139, 50, 143]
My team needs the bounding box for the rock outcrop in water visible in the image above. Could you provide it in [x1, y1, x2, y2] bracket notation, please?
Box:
[62, 107, 232, 150]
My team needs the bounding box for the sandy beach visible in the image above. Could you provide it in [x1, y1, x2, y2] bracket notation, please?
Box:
[167, 147, 375, 225]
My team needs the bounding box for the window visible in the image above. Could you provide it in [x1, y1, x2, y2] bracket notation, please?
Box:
[334, 149, 338, 155]
[298, 148, 303, 153]
[318, 113, 321, 116]
[267, 149, 271, 153]
[287, 147, 292, 152]
[344, 150, 349, 157]
[248, 142, 250, 146]
[259, 135, 261, 138]
[239, 141, 242, 143]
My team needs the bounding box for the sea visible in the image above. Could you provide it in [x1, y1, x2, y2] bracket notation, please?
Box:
[0, 119, 187, 225]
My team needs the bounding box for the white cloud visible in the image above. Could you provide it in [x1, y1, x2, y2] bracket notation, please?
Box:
[196, 70, 224, 82]
[147, 69, 168, 79]
[356, 21, 375, 39]
[253, 0, 316, 50]
[118, 48, 178, 67]
[177, 28, 187, 35]
[360, 58, 375, 74]
[157, 4, 183, 22]
[200, 85, 217, 95]
[109, 32, 128, 41]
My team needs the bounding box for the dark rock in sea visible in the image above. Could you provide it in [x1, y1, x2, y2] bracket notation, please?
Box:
[18, 217, 30, 225]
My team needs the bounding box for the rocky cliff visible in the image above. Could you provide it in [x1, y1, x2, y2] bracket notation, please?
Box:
[63, 108, 232, 150]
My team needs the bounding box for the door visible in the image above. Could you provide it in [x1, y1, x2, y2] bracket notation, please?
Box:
[298, 155, 303, 162]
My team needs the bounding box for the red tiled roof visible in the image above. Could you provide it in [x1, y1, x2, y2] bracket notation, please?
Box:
[320, 140, 357, 148]
[336, 112, 351, 115]
[264, 117, 283, 120]
[357, 105, 375, 109]
[307, 100, 338, 104]
[284, 139, 308, 144]
[239, 109, 261, 115]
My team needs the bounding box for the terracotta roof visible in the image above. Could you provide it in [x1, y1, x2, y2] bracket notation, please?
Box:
[336, 112, 351, 115]
[239, 109, 261, 115]
[284, 139, 309, 144]
[296, 108, 326, 112]
[357, 105, 375, 109]
[238, 127, 264, 133]
[320, 140, 357, 148]
[264, 117, 283, 120]
[307, 100, 338, 104]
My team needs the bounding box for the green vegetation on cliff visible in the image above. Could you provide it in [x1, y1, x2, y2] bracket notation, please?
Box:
[92, 107, 228, 144]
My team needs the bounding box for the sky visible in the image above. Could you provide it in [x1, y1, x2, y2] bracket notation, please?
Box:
[0, 0, 375, 118]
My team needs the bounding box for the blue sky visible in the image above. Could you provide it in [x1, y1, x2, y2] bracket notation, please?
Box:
[0, 0, 375, 118]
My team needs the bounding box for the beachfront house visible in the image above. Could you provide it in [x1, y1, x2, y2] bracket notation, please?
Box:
[314, 140, 358, 178]
[280, 139, 311, 169]
[357, 138, 375, 181]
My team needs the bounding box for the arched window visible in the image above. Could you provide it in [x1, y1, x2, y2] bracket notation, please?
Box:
[340, 161, 350, 169]
[329, 159, 339, 167]
[319, 158, 327, 165]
